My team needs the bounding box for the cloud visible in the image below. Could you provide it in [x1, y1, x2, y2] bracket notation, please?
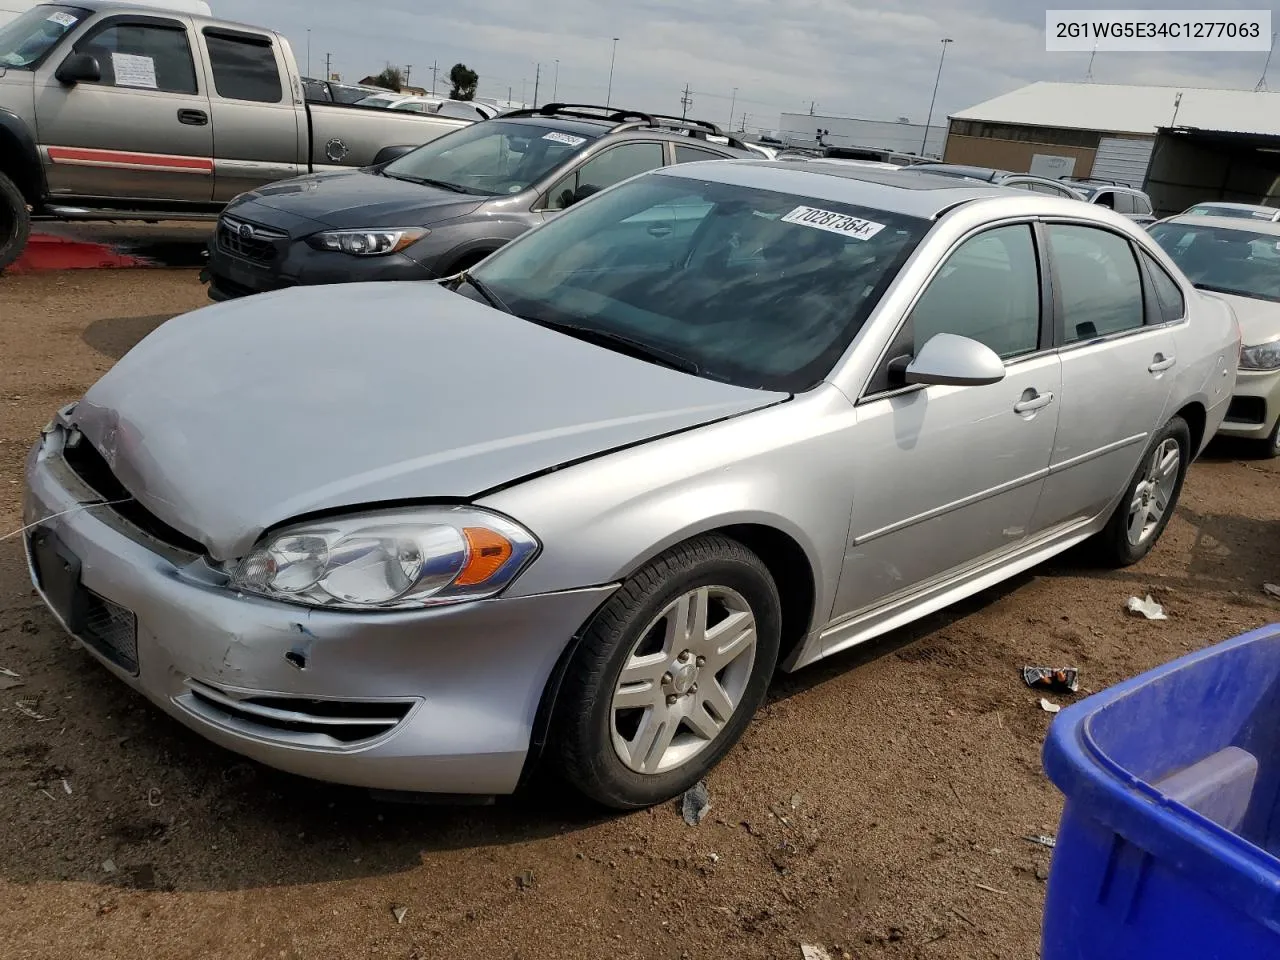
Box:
[214, 0, 1272, 131]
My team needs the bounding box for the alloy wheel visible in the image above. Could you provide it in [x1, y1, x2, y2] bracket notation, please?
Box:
[1127, 437, 1181, 546]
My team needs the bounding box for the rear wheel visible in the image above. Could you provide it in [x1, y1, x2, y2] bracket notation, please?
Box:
[1258, 417, 1280, 460]
[1092, 416, 1191, 567]
[0, 171, 31, 273]
[552, 534, 781, 810]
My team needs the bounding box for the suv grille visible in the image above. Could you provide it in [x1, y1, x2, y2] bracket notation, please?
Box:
[217, 216, 287, 266]
[61, 438, 206, 556]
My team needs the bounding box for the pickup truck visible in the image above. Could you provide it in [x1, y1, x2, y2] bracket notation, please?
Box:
[0, 1, 472, 269]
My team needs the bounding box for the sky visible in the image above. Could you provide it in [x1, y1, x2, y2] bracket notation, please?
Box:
[213, 0, 1278, 134]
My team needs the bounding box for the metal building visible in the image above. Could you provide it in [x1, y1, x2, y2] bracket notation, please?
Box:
[777, 112, 948, 158]
[946, 81, 1280, 216]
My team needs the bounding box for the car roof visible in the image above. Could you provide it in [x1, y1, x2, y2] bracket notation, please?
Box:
[1160, 214, 1280, 237]
[910, 163, 1004, 181]
[655, 159, 1019, 219]
[77, 0, 268, 33]
[1185, 201, 1278, 214]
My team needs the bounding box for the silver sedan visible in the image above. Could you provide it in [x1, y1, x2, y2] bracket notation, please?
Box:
[23, 161, 1240, 809]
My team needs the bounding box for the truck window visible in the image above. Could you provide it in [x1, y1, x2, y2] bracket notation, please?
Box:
[76, 22, 197, 95]
[203, 30, 282, 103]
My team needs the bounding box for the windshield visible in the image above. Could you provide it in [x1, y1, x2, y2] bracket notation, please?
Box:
[469, 173, 931, 391]
[0, 5, 87, 68]
[1150, 222, 1280, 302]
[356, 94, 397, 107]
[382, 120, 599, 197]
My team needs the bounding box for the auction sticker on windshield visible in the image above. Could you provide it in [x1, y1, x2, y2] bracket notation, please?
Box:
[781, 206, 886, 240]
[47, 11, 78, 25]
[543, 132, 587, 147]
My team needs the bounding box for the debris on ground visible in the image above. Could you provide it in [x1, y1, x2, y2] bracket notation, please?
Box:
[515, 870, 535, 891]
[13, 699, 50, 722]
[1263, 583, 1280, 599]
[708, 853, 720, 864]
[1039, 699, 1062, 715]
[1126, 595, 1168, 620]
[0, 671, 22, 691]
[680, 781, 710, 826]
[391, 905, 408, 925]
[1022, 666, 1080, 694]
[790, 792, 802, 810]
[101, 859, 117, 874]
[61, 778, 72, 796]
[1023, 834, 1057, 849]
[801, 946, 833, 960]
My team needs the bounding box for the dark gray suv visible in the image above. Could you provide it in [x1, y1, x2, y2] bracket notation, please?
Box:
[203, 104, 758, 300]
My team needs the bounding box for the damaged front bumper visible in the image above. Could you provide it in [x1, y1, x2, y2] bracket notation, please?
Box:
[22, 427, 615, 796]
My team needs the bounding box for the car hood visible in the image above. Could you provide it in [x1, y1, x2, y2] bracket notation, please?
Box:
[1203, 290, 1280, 346]
[230, 169, 486, 232]
[69, 283, 785, 560]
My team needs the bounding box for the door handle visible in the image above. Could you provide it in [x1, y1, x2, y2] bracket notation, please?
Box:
[1014, 390, 1055, 414]
[1148, 354, 1176, 373]
[177, 108, 208, 126]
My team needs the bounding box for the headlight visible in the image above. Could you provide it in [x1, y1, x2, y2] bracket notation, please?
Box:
[308, 227, 429, 256]
[230, 507, 538, 609]
[1240, 340, 1280, 370]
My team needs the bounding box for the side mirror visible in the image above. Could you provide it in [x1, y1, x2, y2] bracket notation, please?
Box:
[900, 333, 1006, 387]
[372, 144, 417, 166]
[55, 53, 101, 86]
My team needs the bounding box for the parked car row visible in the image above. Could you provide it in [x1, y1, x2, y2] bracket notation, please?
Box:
[0, 0, 472, 270]
[25, 155, 1247, 810]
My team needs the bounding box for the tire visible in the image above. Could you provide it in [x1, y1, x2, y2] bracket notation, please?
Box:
[1257, 418, 1280, 460]
[1092, 416, 1192, 567]
[0, 171, 31, 274]
[552, 534, 782, 810]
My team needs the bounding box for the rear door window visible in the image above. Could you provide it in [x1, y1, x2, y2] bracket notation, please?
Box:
[203, 30, 282, 103]
[1047, 224, 1145, 342]
[546, 142, 666, 210]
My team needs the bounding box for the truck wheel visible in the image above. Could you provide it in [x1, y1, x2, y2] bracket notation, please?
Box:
[0, 172, 31, 273]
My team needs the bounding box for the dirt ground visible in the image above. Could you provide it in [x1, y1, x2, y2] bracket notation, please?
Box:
[1, 268, 1278, 960]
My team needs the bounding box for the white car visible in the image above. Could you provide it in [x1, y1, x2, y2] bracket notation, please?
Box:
[1150, 214, 1280, 456]
[355, 94, 498, 122]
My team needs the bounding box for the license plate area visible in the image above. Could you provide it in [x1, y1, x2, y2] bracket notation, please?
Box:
[29, 529, 139, 675]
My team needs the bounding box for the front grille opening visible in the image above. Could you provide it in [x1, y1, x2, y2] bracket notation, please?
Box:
[186, 681, 414, 745]
[61, 438, 206, 556]
[1225, 395, 1267, 425]
[217, 219, 281, 266]
[81, 590, 139, 674]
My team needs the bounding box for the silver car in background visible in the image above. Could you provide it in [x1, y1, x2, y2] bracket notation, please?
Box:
[1150, 214, 1280, 455]
[23, 162, 1239, 809]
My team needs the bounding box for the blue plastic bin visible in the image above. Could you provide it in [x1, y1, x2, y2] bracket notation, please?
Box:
[1042, 623, 1280, 959]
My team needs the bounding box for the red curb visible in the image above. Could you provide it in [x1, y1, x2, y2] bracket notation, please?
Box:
[8, 234, 154, 273]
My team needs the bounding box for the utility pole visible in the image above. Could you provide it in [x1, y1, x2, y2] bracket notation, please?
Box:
[739, 113, 747, 132]
[808, 100, 815, 115]
[680, 83, 692, 119]
[431, 61, 439, 96]
[553, 59, 559, 101]
[606, 37, 619, 108]
[324, 52, 332, 80]
[921, 38, 953, 155]
[532, 62, 541, 108]
[508, 85, 513, 106]
[728, 86, 738, 130]
[404, 64, 412, 88]
[1084, 41, 1098, 82]
[306, 29, 311, 76]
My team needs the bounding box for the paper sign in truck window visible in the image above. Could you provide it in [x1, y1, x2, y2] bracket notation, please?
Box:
[111, 53, 159, 90]
[47, 11, 79, 26]
[780, 206, 886, 241]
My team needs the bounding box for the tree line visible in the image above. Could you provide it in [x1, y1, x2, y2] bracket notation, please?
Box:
[368, 63, 479, 101]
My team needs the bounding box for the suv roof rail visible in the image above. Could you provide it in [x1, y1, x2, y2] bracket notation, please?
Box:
[1061, 176, 1125, 187]
[501, 102, 750, 149]
[502, 103, 657, 125]
[620, 113, 750, 149]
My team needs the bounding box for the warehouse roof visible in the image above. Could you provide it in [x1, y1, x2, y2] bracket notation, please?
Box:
[951, 81, 1280, 137]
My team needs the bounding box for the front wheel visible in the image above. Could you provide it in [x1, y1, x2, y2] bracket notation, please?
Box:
[1258, 417, 1280, 460]
[0, 171, 31, 273]
[1092, 416, 1191, 567]
[552, 534, 782, 810]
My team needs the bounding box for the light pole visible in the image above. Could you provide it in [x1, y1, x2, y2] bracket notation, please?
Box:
[553, 59, 560, 101]
[728, 86, 738, 130]
[305, 29, 311, 77]
[606, 37, 619, 108]
[921, 37, 952, 156]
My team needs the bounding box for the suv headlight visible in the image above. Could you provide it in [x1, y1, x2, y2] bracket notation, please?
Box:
[230, 507, 538, 609]
[1240, 340, 1280, 370]
[308, 227, 429, 256]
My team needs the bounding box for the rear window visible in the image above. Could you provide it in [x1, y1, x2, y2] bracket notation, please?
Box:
[203, 30, 282, 103]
